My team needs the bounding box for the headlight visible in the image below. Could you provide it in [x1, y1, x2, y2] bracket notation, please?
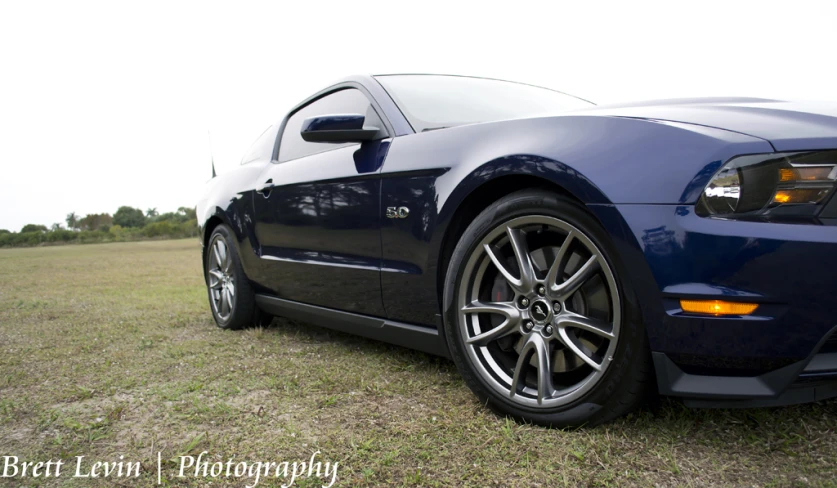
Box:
[696, 151, 837, 217]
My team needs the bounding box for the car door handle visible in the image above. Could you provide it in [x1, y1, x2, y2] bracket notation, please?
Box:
[257, 179, 274, 195]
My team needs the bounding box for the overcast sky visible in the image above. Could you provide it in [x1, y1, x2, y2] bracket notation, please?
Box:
[1, 0, 836, 232]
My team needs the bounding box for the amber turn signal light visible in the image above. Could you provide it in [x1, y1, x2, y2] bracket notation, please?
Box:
[679, 299, 759, 316]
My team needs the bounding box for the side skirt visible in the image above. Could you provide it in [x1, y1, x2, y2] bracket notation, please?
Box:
[255, 294, 451, 358]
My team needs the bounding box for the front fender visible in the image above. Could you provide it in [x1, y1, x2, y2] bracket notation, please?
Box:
[425, 115, 774, 262]
[379, 114, 773, 327]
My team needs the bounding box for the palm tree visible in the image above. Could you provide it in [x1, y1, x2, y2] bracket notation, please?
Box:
[146, 208, 159, 219]
[66, 212, 78, 230]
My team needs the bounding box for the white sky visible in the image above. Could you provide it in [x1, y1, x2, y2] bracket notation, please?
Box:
[1, 0, 836, 232]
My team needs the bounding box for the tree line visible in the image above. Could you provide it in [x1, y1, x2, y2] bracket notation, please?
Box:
[0, 206, 199, 247]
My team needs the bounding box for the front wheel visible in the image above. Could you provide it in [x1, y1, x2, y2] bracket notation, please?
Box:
[205, 224, 258, 329]
[443, 190, 652, 427]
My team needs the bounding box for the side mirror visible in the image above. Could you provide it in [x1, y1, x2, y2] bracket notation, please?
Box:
[300, 114, 381, 143]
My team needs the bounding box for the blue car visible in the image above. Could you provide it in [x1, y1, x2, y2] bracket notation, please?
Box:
[197, 74, 837, 426]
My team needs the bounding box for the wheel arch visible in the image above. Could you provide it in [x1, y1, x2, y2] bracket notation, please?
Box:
[200, 205, 256, 278]
[201, 213, 228, 279]
[434, 174, 586, 310]
[202, 215, 225, 248]
[430, 168, 656, 361]
[431, 149, 622, 311]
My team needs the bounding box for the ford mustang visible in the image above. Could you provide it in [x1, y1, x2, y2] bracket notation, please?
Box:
[196, 74, 837, 426]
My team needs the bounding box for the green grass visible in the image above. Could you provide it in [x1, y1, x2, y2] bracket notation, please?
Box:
[1, 240, 836, 486]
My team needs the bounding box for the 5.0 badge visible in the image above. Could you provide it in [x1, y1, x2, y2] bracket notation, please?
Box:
[386, 207, 410, 219]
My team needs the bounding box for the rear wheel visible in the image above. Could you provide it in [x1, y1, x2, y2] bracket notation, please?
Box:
[443, 190, 652, 427]
[205, 224, 258, 329]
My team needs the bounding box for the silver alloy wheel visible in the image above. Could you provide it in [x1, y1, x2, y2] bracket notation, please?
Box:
[457, 215, 621, 408]
[207, 236, 235, 321]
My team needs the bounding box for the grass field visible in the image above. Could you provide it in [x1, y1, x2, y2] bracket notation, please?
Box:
[1, 240, 836, 487]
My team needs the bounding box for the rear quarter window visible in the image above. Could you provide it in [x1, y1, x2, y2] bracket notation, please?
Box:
[241, 123, 280, 165]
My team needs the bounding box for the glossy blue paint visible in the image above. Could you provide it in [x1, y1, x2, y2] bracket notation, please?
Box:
[302, 113, 365, 132]
[585, 98, 837, 151]
[377, 116, 771, 327]
[197, 74, 837, 401]
[605, 203, 837, 374]
[195, 162, 264, 268]
[250, 139, 390, 316]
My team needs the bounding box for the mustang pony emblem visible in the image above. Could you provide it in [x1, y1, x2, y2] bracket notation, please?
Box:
[531, 302, 549, 322]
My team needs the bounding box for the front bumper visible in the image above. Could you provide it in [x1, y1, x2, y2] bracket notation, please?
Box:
[654, 331, 837, 407]
[595, 203, 837, 405]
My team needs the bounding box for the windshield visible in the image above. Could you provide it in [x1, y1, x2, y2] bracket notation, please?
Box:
[376, 75, 594, 132]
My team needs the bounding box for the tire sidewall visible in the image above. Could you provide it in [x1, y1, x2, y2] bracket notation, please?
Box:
[442, 190, 646, 426]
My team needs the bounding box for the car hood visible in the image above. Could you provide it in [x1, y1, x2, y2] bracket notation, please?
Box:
[580, 97, 837, 151]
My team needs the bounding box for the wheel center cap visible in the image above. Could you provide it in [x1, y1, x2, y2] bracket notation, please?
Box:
[529, 300, 551, 323]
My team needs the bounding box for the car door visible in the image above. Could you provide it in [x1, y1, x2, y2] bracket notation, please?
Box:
[251, 87, 391, 316]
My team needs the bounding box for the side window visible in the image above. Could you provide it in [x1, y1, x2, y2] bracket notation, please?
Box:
[241, 123, 280, 165]
[277, 88, 383, 163]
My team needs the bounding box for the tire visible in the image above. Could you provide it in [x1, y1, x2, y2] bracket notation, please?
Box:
[442, 190, 652, 427]
[205, 224, 258, 330]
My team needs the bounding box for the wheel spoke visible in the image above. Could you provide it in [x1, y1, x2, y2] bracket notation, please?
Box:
[552, 255, 600, 299]
[461, 301, 520, 345]
[220, 288, 230, 316]
[218, 241, 228, 270]
[483, 227, 536, 293]
[213, 241, 224, 268]
[531, 335, 556, 405]
[461, 300, 519, 317]
[509, 343, 531, 399]
[227, 281, 235, 297]
[546, 232, 575, 292]
[208, 269, 224, 289]
[558, 327, 602, 371]
[555, 312, 614, 339]
[223, 246, 232, 273]
[506, 227, 536, 291]
[483, 243, 522, 290]
[508, 334, 555, 404]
